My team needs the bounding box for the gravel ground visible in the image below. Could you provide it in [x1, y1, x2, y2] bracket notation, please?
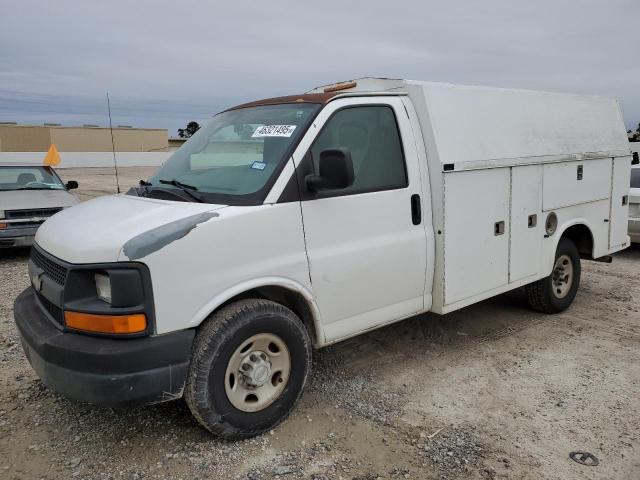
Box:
[0, 167, 638, 479]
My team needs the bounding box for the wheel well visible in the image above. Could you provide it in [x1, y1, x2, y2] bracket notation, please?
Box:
[218, 286, 318, 345]
[561, 224, 594, 258]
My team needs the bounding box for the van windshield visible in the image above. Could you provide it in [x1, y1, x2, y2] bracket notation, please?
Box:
[145, 103, 320, 204]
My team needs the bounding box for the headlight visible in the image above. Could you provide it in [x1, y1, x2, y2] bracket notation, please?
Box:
[63, 266, 151, 336]
[0, 210, 4, 219]
[94, 273, 112, 304]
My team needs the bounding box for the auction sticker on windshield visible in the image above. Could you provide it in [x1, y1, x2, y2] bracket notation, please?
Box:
[252, 125, 297, 137]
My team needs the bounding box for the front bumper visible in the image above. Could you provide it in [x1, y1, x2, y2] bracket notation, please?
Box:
[0, 226, 37, 248]
[13, 288, 195, 406]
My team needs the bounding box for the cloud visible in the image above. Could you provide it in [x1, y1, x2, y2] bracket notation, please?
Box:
[0, 0, 637, 135]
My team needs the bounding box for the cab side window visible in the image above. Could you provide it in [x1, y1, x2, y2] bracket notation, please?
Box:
[310, 105, 407, 195]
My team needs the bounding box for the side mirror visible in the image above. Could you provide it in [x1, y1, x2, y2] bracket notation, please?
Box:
[305, 148, 354, 192]
[65, 180, 78, 190]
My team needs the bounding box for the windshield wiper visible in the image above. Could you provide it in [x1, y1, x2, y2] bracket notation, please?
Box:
[158, 179, 204, 202]
[14, 187, 57, 190]
[159, 179, 198, 190]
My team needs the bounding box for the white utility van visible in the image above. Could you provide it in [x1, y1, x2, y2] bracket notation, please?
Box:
[14, 78, 634, 439]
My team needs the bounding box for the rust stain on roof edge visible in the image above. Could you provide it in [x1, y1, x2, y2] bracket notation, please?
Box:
[225, 92, 340, 111]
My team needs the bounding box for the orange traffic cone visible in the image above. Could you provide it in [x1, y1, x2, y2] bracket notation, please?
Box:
[43, 144, 61, 166]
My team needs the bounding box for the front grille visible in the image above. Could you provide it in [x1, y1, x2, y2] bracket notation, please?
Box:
[6, 207, 62, 219]
[31, 246, 68, 286]
[36, 291, 64, 327]
[5, 207, 62, 227]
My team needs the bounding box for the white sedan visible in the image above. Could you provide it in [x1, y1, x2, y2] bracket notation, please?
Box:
[0, 163, 79, 248]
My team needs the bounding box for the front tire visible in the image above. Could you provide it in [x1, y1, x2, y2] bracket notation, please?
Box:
[184, 299, 312, 439]
[526, 237, 581, 313]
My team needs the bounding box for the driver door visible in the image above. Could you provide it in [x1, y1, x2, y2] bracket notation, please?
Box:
[295, 97, 427, 343]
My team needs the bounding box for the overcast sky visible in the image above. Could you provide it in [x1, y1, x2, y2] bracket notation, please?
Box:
[1, 0, 638, 136]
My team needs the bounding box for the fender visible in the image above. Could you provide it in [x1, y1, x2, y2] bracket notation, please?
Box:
[547, 218, 597, 272]
[187, 276, 325, 345]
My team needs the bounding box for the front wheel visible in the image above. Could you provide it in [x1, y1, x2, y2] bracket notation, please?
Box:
[526, 237, 581, 313]
[184, 299, 312, 439]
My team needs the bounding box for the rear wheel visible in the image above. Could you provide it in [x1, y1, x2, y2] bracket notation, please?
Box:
[185, 299, 312, 439]
[526, 237, 581, 313]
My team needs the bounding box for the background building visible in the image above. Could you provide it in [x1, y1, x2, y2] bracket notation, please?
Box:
[0, 123, 174, 152]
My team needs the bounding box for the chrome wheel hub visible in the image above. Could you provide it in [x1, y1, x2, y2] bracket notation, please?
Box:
[240, 351, 272, 387]
[225, 333, 291, 412]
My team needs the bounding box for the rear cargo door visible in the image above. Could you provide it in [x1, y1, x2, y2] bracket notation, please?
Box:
[609, 156, 632, 248]
[443, 168, 510, 304]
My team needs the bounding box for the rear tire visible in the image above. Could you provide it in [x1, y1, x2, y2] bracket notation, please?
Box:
[526, 237, 581, 313]
[184, 299, 312, 439]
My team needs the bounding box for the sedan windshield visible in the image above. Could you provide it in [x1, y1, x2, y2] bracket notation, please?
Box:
[0, 166, 65, 191]
[145, 103, 320, 204]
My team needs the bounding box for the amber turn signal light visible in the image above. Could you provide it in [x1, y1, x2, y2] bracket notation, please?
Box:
[0, 223, 6, 229]
[323, 80, 357, 93]
[64, 311, 147, 334]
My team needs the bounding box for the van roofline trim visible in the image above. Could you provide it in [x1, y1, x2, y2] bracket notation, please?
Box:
[224, 92, 407, 112]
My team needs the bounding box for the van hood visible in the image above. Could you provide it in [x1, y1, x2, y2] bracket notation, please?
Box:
[35, 194, 226, 263]
[1, 189, 78, 210]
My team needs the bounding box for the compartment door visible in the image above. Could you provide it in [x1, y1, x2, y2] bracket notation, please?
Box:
[609, 156, 632, 249]
[444, 168, 510, 305]
[542, 158, 610, 211]
[509, 165, 543, 282]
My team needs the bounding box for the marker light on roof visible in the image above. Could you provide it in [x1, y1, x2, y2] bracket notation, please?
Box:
[323, 81, 357, 93]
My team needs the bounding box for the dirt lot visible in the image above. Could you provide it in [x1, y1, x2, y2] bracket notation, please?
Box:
[1, 167, 638, 479]
[55, 166, 158, 201]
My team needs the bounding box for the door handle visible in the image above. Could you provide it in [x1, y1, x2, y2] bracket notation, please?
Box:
[411, 194, 421, 225]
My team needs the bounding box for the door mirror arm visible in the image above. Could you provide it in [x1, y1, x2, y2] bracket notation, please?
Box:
[304, 174, 325, 192]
